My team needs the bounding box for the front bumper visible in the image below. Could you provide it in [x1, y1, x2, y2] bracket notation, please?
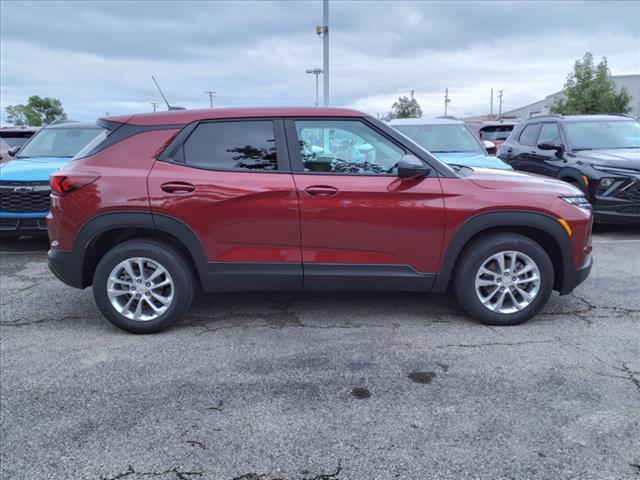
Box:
[593, 208, 640, 224]
[0, 215, 48, 236]
[48, 248, 85, 289]
[559, 255, 593, 295]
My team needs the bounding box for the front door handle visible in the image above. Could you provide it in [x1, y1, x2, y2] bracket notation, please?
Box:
[304, 185, 339, 197]
[506, 147, 513, 153]
[161, 181, 196, 193]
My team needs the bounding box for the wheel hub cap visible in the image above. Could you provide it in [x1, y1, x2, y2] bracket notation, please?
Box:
[107, 257, 174, 321]
[474, 250, 541, 315]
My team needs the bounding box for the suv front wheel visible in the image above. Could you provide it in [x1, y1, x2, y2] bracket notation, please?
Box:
[454, 233, 554, 326]
[92, 239, 194, 333]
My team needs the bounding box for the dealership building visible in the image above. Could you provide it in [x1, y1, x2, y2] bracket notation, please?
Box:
[501, 74, 640, 119]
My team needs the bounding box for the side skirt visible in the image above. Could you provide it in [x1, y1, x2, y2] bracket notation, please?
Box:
[199, 262, 436, 293]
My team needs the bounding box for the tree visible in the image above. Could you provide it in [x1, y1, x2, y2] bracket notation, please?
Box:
[387, 94, 423, 120]
[4, 96, 67, 126]
[550, 52, 632, 115]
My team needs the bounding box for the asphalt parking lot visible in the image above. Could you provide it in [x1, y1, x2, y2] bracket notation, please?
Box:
[1, 226, 639, 480]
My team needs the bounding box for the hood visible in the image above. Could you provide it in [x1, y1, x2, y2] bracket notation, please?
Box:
[433, 151, 512, 170]
[0, 157, 72, 182]
[575, 148, 640, 171]
[468, 168, 582, 195]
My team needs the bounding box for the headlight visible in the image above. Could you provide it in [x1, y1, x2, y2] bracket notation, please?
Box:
[560, 195, 592, 208]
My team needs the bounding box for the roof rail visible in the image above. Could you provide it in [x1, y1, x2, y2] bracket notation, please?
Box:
[600, 112, 634, 118]
[528, 114, 564, 120]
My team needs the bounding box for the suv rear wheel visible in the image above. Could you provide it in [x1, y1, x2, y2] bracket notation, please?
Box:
[453, 233, 553, 326]
[92, 239, 194, 333]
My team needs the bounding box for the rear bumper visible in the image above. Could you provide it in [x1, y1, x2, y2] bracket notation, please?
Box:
[48, 249, 85, 289]
[0, 215, 48, 236]
[558, 255, 592, 295]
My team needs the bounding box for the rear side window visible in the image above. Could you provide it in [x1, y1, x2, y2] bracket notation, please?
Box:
[184, 121, 278, 171]
[518, 124, 542, 146]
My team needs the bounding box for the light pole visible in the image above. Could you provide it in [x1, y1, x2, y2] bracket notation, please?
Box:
[316, 0, 329, 106]
[306, 68, 323, 107]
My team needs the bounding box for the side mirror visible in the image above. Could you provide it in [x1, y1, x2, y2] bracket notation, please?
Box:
[398, 154, 431, 179]
[482, 140, 497, 155]
[537, 142, 564, 156]
[7, 146, 20, 157]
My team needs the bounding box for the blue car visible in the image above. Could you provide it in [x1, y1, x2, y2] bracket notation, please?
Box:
[389, 118, 512, 170]
[0, 122, 103, 240]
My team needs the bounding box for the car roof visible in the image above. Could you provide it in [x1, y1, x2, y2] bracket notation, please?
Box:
[526, 114, 636, 123]
[0, 126, 40, 133]
[389, 117, 463, 126]
[44, 122, 102, 129]
[104, 107, 368, 127]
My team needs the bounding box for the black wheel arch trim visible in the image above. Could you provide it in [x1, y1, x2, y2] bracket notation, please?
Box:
[433, 210, 575, 293]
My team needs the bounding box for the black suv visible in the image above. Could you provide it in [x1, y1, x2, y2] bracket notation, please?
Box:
[497, 114, 640, 224]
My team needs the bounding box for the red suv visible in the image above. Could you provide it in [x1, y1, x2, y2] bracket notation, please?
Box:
[47, 108, 593, 333]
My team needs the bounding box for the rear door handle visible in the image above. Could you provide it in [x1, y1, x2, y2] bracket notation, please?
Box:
[304, 185, 339, 197]
[161, 181, 196, 193]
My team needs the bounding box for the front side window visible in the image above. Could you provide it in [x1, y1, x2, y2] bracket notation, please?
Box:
[184, 121, 278, 171]
[537, 123, 561, 146]
[295, 120, 404, 174]
[518, 124, 542, 147]
[564, 120, 640, 150]
[17, 127, 103, 158]
[394, 124, 483, 154]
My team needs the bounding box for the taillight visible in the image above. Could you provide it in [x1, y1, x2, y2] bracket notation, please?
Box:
[50, 172, 100, 195]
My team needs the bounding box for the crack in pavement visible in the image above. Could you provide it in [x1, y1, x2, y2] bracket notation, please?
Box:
[230, 460, 342, 480]
[0, 314, 85, 327]
[436, 339, 556, 349]
[100, 465, 204, 480]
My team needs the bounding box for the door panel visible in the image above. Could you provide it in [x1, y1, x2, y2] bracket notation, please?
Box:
[148, 161, 301, 264]
[293, 173, 445, 274]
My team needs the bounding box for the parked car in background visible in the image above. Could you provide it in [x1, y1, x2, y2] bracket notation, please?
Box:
[389, 118, 512, 170]
[47, 107, 592, 333]
[467, 121, 516, 154]
[0, 122, 103, 240]
[0, 126, 39, 162]
[497, 114, 640, 224]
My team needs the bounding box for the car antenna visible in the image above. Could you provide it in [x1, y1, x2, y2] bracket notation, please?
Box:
[152, 76, 186, 111]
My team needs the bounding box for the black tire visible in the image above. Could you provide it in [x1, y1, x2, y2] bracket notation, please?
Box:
[453, 233, 554, 326]
[92, 239, 194, 333]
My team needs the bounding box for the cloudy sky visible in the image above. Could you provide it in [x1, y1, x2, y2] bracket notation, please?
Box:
[1, 0, 639, 123]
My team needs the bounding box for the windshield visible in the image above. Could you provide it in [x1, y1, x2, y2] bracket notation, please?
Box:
[17, 127, 103, 158]
[394, 124, 484, 153]
[565, 120, 640, 150]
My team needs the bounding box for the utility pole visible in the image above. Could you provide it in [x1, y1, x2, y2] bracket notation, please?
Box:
[204, 90, 216, 109]
[498, 89, 503, 117]
[150, 102, 159, 112]
[306, 68, 323, 107]
[316, 0, 329, 106]
[444, 88, 451, 118]
[490, 89, 494, 116]
[410, 89, 415, 100]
